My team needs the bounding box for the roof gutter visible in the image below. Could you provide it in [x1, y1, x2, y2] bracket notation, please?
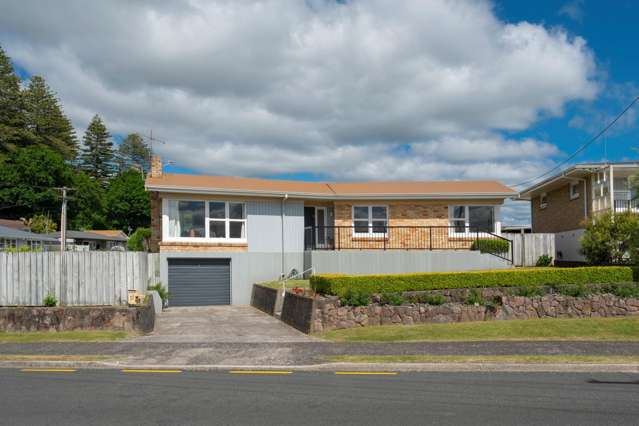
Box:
[144, 184, 517, 200]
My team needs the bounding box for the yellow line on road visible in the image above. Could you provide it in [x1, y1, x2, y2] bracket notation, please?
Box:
[229, 370, 293, 375]
[121, 369, 182, 374]
[335, 371, 398, 376]
[20, 368, 76, 373]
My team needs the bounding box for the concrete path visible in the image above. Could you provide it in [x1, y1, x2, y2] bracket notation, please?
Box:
[130, 305, 316, 343]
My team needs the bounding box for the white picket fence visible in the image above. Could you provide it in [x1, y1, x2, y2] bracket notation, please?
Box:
[506, 233, 556, 267]
[0, 252, 160, 306]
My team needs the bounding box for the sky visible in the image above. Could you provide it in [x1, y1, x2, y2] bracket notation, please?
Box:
[0, 0, 637, 225]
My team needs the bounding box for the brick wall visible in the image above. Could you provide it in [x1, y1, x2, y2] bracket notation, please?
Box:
[159, 242, 248, 252]
[149, 191, 161, 253]
[531, 181, 591, 233]
[330, 199, 501, 249]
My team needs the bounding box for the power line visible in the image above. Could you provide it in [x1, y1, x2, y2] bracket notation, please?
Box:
[512, 95, 639, 189]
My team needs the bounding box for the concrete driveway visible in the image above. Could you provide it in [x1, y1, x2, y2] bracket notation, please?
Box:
[132, 306, 317, 343]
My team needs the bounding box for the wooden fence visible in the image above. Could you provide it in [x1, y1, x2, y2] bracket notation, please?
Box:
[506, 233, 555, 267]
[0, 252, 160, 306]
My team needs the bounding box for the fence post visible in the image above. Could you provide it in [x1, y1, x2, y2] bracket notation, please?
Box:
[337, 227, 340, 251]
[429, 227, 432, 250]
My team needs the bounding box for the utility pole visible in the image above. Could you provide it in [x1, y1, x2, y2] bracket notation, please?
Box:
[57, 187, 73, 252]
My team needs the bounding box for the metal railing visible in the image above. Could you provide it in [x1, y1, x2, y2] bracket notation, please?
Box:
[304, 225, 513, 263]
[614, 198, 639, 212]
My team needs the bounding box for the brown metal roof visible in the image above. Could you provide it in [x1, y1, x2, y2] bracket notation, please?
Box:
[145, 173, 516, 198]
[86, 230, 129, 239]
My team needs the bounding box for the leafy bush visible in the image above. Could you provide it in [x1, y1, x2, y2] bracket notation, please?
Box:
[417, 293, 447, 305]
[128, 227, 151, 251]
[380, 292, 406, 306]
[43, 294, 58, 307]
[553, 284, 591, 298]
[310, 267, 636, 298]
[599, 283, 639, 298]
[536, 254, 553, 267]
[580, 212, 639, 265]
[24, 214, 57, 234]
[465, 290, 485, 305]
[510, 285, 545, 297]
[339, 288, 371, 307]
[470, 238, 510, 254]
[148, 283, 169, 305]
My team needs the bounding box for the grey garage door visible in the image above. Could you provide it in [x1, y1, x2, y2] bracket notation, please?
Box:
[168, 258, 231, 306]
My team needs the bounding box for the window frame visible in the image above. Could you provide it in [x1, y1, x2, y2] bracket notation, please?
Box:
[351, 205, 388, 237]
[448, 205, 498, 236]
[163, 198, 247, 243]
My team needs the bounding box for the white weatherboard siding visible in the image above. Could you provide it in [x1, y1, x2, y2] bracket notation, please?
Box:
[246, 199, 304, 253]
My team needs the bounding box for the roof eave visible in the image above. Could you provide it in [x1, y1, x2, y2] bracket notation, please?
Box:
[145, 184, 516, 200]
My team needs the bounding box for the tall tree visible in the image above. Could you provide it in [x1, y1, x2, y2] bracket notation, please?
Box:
[105, 169, 150, 232]
[23, 75, 78, 160]
[0, 45, 32, 157]
[78, 114, 115, 183]
[69, 171, 106, 230]
[117, 133, 151, 174]
[0, 146, 74, 220]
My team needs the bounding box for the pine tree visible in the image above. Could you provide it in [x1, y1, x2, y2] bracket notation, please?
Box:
[23, 75, 78, 160]
[117, 133, 151, 174]
[0, 45, 32, 157]
[79, 114, 115, 183]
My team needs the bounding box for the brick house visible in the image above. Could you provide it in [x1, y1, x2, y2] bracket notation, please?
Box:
[519, 161, 639, 263]
[145, 157, 516, 306]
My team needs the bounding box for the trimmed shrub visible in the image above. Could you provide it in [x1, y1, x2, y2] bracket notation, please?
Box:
[310, 267, 636, 298]
[470, 238, 510, 254]
[580, 211, 639, 265]
[380, 292, 406, 306]
[535, 254, 553, 267]
[339, 288, 371, 307]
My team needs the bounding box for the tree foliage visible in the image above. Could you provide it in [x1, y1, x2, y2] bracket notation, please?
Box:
[69, 171, 106, 230]
[24, 214, 58, 234]
[105, 169, 150, 232]
[127, 227, 151, 251]
[23, 75, 77, 160]
[78, 114, 115, 183]
[0, 146, 74, 220]
[580, 212, 639, 265]
[0, 45, 32, 157]
[117, 133, 151, 174]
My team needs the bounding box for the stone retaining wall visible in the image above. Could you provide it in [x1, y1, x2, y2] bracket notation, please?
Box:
[0, 302, 155, 333]
[250, 284, 281, 316]
[311, 293, 639, 333]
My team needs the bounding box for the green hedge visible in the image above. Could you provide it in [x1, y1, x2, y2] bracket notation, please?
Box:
[310, 267, 636, 297]
[470, 238, 510, 254]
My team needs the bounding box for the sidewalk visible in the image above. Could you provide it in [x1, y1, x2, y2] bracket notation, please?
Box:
[1, 341, 639, 371]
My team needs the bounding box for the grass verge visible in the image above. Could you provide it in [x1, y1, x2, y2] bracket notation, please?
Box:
[0, 331, 130, 343]
[325, 355, 639, 364]
[317, 317, 639, 342]
[260, 279, 310, 289]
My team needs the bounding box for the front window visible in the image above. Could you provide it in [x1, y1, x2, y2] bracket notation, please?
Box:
[353, 206, 388, 236]
[449, 205, 496, 234]
[167, 200, 246, 241]
[570, 182, 580, 200]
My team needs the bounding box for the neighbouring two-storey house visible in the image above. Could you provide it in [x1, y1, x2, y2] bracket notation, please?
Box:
[519, 161, 639, 264]
[145, 157, 517, 306]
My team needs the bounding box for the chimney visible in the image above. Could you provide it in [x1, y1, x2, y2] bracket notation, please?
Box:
[150, 155, 163, 178]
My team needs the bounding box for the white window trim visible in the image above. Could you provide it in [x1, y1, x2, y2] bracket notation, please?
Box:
[352, 205, 388, 237]
[162, 198, 247, 243]
[569, 182, 580, 200]
[448, 205, 500, 237]
[540, 193, 548, 209]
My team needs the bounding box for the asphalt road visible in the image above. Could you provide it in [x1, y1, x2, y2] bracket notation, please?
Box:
[0, 369, 638, 425]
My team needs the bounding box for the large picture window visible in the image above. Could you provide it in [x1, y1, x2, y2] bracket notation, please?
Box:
[449, 205, 496, 234]
[166, 200, 246, 241]
[353, 205, 388, 236]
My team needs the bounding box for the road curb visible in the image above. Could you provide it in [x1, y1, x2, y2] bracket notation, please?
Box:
[1, 360, 638, 373]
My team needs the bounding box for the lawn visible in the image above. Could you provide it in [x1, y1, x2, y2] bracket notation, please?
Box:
[260, 279, 310, 289]
[0, 330, 130, 343]
[324, 355, 639, 364]
[317, 317, 639, 342]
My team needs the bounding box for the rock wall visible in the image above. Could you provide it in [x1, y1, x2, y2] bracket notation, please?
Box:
[0, 302, 155, 333]
[250, 284, 281, 316]
[311, 293, 639, 333]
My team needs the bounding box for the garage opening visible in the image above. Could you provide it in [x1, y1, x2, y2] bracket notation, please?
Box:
[167, 258, 231, 306]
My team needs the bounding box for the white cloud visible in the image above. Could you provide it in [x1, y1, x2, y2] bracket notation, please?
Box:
[559, 0, 585, 23]
[0, 0, 600, 223]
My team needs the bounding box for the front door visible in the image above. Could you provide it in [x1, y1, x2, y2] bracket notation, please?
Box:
[315, 207, 327, 248]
